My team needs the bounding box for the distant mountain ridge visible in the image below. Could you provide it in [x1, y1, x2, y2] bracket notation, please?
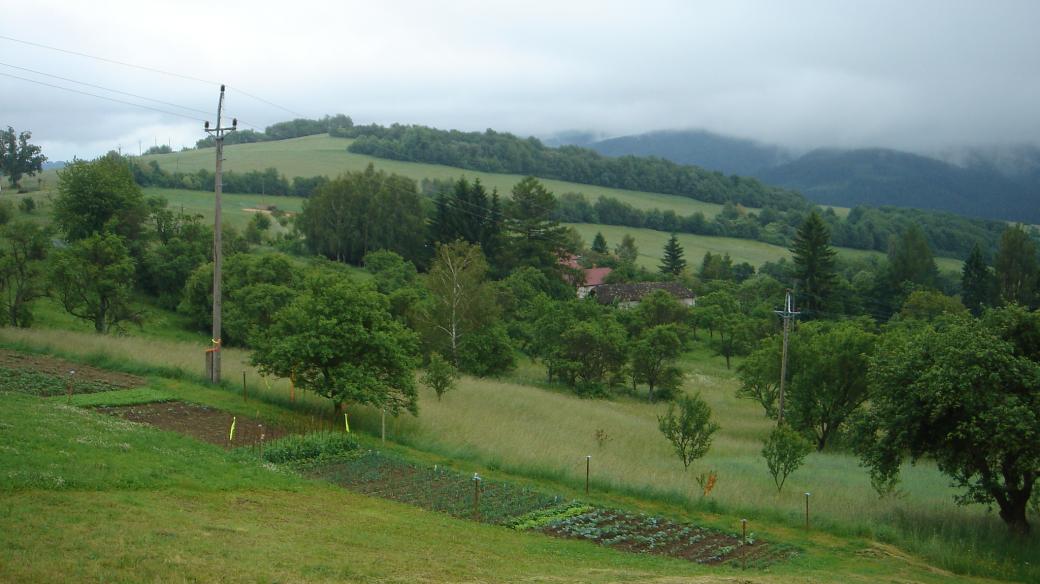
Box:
[566, 129, 1040, 223]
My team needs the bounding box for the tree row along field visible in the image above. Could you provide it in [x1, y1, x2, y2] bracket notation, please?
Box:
[144, 187, 962, 273]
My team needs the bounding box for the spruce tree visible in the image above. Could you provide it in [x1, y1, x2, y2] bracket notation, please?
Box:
[961, 243, 996, 315]
[790, 211, 837, 314]
[592, 232, 608, 254]
[659, 233, 686, 276]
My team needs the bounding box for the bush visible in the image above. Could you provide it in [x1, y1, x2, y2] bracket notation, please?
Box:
[18, 197, 35, 214]
[457, 324, 516, 377]
[261, 431, 359, 464]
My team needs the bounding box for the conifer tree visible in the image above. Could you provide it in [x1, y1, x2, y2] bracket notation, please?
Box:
[659, 233, 686, 276]
[994, 224, 1038, 307]
[591, 232, 608, 254]
[790, 211, 837, 313]
[961, 243, 997, 315]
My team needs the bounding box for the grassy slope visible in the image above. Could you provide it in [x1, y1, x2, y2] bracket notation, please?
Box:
[145, 134, 728, 217]
[0, 325, 1032, 582]
[0, 366, 999, 583]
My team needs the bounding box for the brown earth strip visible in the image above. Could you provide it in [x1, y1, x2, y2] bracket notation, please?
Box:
[97, 401, 289, 447]
[0, 349, 144, 388]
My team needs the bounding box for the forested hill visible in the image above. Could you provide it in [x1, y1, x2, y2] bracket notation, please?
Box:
[575, 129, 1040, 224]
[586, 129, 792, 176]
[339, 125, 807, 211]
[756, 148, 1040, 223]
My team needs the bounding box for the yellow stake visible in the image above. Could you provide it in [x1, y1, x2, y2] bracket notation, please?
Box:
[229, 416, 237, 441]
[344, 412, 350, 433]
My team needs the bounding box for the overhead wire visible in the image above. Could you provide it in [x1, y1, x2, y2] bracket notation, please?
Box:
[0, 60, 212, 116]
[0, 33, 308, 122]
[0, 71, 206, 122]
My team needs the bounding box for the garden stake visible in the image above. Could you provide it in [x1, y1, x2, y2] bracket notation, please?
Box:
[585, 455, 591, 495]
[381, 408, 386, 443]
[741, 518, 747, 544]
[259, 425, 265, 460]
[242, 371, 247, 402]
[66, 370, 76, 404]
[805, 492, 811, 530]
[473, 474, 482, 521]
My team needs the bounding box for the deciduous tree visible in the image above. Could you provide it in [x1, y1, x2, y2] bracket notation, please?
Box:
[658, 393, 719, 471]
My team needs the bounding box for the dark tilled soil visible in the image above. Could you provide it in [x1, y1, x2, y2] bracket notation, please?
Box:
[97, 401, 289, 447]
[0, 349, 144, 388]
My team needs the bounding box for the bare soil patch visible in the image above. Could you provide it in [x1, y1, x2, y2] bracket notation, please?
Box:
[98, 402, 288, 447]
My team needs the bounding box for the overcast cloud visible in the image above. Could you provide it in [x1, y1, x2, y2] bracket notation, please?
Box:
[2, 0, 1039, 160]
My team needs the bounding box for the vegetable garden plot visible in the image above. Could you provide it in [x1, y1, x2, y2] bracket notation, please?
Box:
[308, 452, 561, 525]
[308, 452, 796, 567]
[97, 401, 289, 447]
[0, 350, 144, 396]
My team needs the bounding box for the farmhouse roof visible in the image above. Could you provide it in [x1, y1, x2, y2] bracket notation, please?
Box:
[592, 282, 695, 304]
[583, 267, 613, 287]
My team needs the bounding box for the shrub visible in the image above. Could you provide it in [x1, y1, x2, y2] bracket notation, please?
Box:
[18, 197, 35, 214]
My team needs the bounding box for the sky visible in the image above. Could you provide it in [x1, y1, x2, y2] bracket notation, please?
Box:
[2, 0, 1039, 161]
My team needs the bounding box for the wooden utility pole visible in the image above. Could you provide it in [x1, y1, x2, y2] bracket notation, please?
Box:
[204, 85, 236, 384]
[774, 289, 800, 426]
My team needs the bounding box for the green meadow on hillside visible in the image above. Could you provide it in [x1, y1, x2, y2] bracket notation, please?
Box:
[143, 134, 729, 217]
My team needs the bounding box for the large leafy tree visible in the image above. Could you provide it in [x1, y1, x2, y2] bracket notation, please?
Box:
[789, 211, 837, 314]
[858, 308, 1040, 534]
[53, 154, 147, 244]
[961, 243, 998, 316]
[887, 224, 938, 290]
[48, 232, 138, 333]
[556, 317, 628, 394]
[659, 233, 687, 276]
[994, 225, 1038, 307]
[0, 221, 50, 327]
[297, 164, 426, 265]
[631, 324, 684, 402]
[252, 275, 420, 416]
[786, 319, 876, 450]
[0, 127, 46, 188]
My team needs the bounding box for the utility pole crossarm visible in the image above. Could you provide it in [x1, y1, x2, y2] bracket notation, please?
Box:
[774, 289, 800, 426]
[204, 84, 237, 385]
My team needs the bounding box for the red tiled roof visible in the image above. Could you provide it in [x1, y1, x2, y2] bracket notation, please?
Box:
[583, 267, 613, 287]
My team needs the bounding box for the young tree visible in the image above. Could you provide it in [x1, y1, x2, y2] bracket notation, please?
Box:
[251, 274, 420, 416]
[591, 231, 608, 254]
[631, 324, 684, 402]
[762, 424, 813, 493]
[789, 211, 837, 314]
[736, 335, 782, 419]
[48, 232, 138, 333]
[0, 221, 49, 327]
[659, 233, 687, 276]
[994, 224, 1038, 307]
[858, 309, 1040, 534]
[961, 243, 997, 316]
[615, 234, 639, 266]
[53, 154, 147, 243]
[658, 393, 720, 470]
[0, 127, 46, 188]
[422, 352, 458, 401]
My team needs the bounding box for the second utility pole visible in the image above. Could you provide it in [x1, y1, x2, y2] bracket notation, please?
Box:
[774, 289, 800, 425]
[204, 84, 236, 384]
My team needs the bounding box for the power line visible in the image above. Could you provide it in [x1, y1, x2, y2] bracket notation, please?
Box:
[0, 71, 206, 122]
[0, 34, 307, 120]
[0, 61, 212, 116]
